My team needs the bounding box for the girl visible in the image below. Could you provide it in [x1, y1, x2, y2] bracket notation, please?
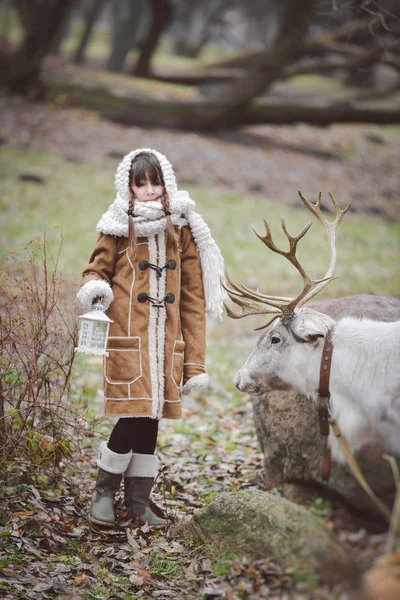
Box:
[77, 148, 225, 528]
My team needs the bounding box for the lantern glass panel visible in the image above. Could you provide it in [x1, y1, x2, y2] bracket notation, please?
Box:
[78, 319, 92, 350]
[75, 304, 113, 356]
[91, 322, 108, 350]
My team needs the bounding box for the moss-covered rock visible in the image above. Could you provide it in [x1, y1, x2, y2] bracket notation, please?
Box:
[174, 489, 354, 580]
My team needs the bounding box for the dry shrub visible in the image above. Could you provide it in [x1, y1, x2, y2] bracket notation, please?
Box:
[0, 234, 81, 483]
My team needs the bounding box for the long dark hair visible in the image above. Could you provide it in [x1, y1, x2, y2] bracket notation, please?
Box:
[128, 153, 179, 258]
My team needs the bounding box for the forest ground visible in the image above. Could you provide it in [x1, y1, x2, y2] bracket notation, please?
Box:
[0, 96, 399, 600]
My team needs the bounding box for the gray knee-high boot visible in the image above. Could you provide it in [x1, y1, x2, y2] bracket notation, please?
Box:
[89, 442, 132, 527]
[124, 454, 167, 527]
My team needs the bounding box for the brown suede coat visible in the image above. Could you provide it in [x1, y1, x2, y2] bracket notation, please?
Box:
[82, 226, 206, 419]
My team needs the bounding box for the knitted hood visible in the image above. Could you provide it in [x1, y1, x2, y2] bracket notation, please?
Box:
[115, 148, 178, 207]
[97, 148, 189, 237]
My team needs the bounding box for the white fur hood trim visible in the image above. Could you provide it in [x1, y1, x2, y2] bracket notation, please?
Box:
[96, 148, 180, 238]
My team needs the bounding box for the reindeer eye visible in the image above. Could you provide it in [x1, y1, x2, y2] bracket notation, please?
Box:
[271, 336, 281, 345]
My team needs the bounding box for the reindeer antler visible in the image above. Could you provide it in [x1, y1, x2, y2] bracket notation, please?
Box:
[224, 192, 350, 329]
[222, 271, 291, 323]
[296, 191, 350, 308]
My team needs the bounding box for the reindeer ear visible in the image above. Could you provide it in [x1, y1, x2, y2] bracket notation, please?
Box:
[291, 312, 331, 342]
[304, 331, 325, 342]
[300, 323, 326, 342]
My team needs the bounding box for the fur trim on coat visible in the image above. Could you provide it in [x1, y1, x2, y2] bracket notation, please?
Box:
[77, 278, 114, 311]
[182, 373, 209, 395]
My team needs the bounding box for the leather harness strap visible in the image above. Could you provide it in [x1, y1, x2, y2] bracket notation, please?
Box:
[318, 331, 334, 405]
[315, 330, 391, 520]
[318, 329, 334, 480]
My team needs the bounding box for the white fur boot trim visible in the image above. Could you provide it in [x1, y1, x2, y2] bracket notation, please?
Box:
[182, 373, 209, 395]
[124, 453, 159, 478]
[97, 441, 132, 474]
[77, 279, 114, 312]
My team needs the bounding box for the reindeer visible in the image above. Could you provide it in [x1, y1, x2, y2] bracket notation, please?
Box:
[225, 193, 400, 464]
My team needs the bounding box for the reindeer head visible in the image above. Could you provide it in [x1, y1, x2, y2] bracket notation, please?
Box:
[233, 307, 336, 396]
[225, 192, 350, 396]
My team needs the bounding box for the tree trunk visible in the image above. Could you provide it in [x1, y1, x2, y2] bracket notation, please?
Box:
[50, 3, 76, 55]
[73, 0, 109, 65]
[202, 17, 379, 73]
[173, 0, 223, 59]
[211, 0, 317, 107]
[44, 65, 400, 129]
[107, 0, 147, 73]
[133, 0, 173, 77]
[243, 0, 284, 50]
[0, 0, 76, 93]
[174, 0, 206, 58]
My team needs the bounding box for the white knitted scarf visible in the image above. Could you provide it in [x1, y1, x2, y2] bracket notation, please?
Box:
[96, 148, 226, 320]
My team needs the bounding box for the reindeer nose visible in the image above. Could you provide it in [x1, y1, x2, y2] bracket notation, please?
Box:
[233, 369, 243, 391]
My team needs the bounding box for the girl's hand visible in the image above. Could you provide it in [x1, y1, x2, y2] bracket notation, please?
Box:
[182, 373, 209, 395]
[77, 279, 114, 312]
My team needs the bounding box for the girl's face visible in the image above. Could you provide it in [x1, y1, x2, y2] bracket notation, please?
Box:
[131, 172, 164, 203]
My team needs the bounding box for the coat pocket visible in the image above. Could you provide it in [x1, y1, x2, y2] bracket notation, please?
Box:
[172, 340, 185, 389]
[105, 337, 142, 384]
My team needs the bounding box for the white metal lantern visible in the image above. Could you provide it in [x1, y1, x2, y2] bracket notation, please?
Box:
[75, 302, 113, 356]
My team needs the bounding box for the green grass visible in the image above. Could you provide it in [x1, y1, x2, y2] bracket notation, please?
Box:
[148, 554, 184, 579]
[0, 556, 23, 567]
[0, 146, 111, 273]
[0, 142, 398, 406]
[212, 549, 236, 577]
[272, 74, 363, 100]
[203, 189, 400, 300]
[199, 490, 220, 505]
[1, 146, 399, 303]
[312, 497, 332, 518]
[0, 143, 399, 410]
[293, 569, 319, 588]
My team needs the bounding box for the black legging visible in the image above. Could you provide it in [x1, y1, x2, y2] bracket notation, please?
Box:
[108, 417, 159, 455]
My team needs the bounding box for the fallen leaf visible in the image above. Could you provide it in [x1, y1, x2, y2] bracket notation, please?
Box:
[130, 573, 145, 586]
[74, 573, 86, 585]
